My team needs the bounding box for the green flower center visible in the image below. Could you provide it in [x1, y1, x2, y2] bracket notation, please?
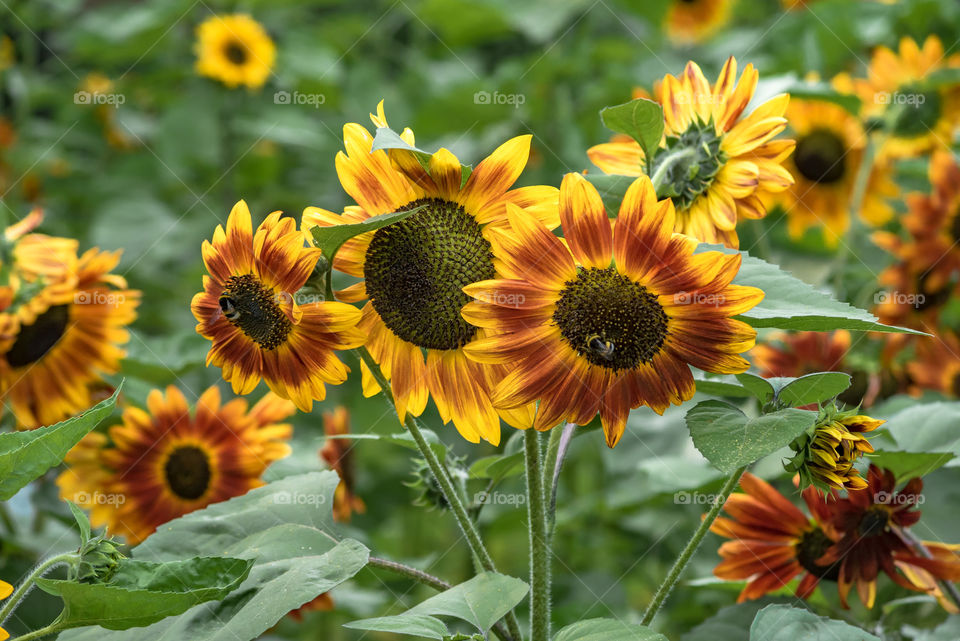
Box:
[364, 198, 495, 351]
[795, 527, 840, 581]
[794, 129, 846, 184]
[889, 87, 942, 139]
[553, 267, 669, 371]
[649, 120, 726, 210]
[164, 446, 211, 500]
[858, 506, 890, 537]
[5, 304, 70, 368]
[219, 274, 291, 350]
[223, 41, 248, 66]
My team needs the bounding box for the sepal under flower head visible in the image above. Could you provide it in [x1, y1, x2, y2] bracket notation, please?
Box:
[406, 454, 468, 511]
[76, 532, 127, 584]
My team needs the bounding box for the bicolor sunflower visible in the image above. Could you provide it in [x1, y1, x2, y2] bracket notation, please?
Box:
[0, 244, 139, 428]
[711, 473, 840, 602]
[787, 407, 883, 493]
[854, 36, 960, 159]
[770, 97, 897, 246]
[664, 0, 732, 45]
[302, 102, 558, 445]
[462, 173, 763, 447]
[0, 579, 10, 641]
[819, 465, 960, 609]
[192, 201, 365, 411]
[587, 57, 794, 248]
[195, 14, 275, 90]
[57, 385, 294, 544]
[320, 406, 365, 523]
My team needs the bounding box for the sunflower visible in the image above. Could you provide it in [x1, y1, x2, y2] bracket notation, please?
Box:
[769, 98, 897, 246]
[320, 406, 365, 523]
[0, 579, 11, 641]
[195, 14, 275, 90]
[587, 57, 794, 248]
[302, 102, 558, 445]
[192, 200, 365, 412]
[819, 465, 960, 608]
[854, 36, 960, 159]
[461, 173, 763, 447]
[711, 472, 841, 602]
[751, 330, 851, 378]
[664, 0, 732, 45]
[0, 245, 139, 428]
[908, 330, 960, 397]
[57, 385, 294, 544]
[787, 408, 883, 493]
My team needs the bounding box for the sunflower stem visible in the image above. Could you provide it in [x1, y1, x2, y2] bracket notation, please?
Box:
[525, 429, 551, 641]
[11, 620, 64, 641]
[0, 553, 78, 627]
[829, 134, 878, 296]
[649, 147, 697, 194]
[354, 347, 524, 641]
[544, 422, 576, 537]
[640, 465, 746, 626]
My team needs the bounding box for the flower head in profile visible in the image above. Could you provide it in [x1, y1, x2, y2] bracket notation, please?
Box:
[588, 57, 794, 247]
[192, 201, 365, 411]
[786, 406, 883, 493]
[195, 14, 275, 90]
[320, 406, 366, 523]
[462, 173, 763, 447]
[302, 102, 558, 445]
[57, 385, 295, 544]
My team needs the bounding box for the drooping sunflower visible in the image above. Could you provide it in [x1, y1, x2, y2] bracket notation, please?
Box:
[787, 407, 883, 493]
[819, 465, 960, 609]
[320, 406, 365, 523]
[0, 246, 139, 428]
[0, 579, 11, 641]
[854, 36, 960, 159]
[195, 14, 275, 90]
[664, 0, 732, 45]
[769, 98, 897, 246]
[57, 385, 294, 544]
[302, 102, 558, 445]
[192, 200, 365, 411]
[711, 472, 840, 602]
[462, 173, 764, 447]
[587, 57, 794, 248]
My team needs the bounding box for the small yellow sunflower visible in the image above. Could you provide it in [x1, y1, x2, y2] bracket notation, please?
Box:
[57, 385, 294, 544]
[462, 173, 763, 447]
[192, 201, 365, 411]
[195, 14, 275, 90]
[320, 406, 365, 523]
[302, 102, 558, 445]
[665, 0, 732, 45]
[854, 36, 960, 159]
[0, 244, 139, 428]
[770, 98, 897, 246]
[789, 409, 883, 493]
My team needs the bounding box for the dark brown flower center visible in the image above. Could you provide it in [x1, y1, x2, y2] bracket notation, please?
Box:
[795, 526, 841, 581]
[858, 506, 890, 537]
[553, 267, 669, 371]
[219, 274, 292, 350]
[364, 198, 495, 351]
[5, 304, 70, 368]
[223, 40, 248, 65]
[164, 446, 211, 500]
[794, 129, 846, 184]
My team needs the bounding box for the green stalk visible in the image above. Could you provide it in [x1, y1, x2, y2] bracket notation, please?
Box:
[0, 553, 78, 626]
[829, 136, 878, 295]
[12, 621, 64, 641]
[354, 347, 523, 641]
[524, 430, 550, 641]
[640, 466, 746, 626]
[649, 147, 696, 193]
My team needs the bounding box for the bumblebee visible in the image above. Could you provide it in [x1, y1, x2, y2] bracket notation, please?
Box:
[586, 334, 615, 361]
[219, 295, 240, 321]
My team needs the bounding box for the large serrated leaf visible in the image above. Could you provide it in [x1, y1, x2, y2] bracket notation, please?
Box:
[344, 613, 448, 639]
[599, 98, 664, 164]
[553, 619, 668, 641]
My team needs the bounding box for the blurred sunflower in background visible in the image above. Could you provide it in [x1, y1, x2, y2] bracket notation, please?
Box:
[908, 330, 960, 396]
[751, 330, 851, 377]
[192, 200, 365, 411]
[664, 0, 732, 45]
[771, 98, 897, 246]
[195, 14, 275, 90]
[588, 57, 794, 247]
[303, 102, 558, 445]
[462, 173, 763, 446]
[57, 385, 294, 544]
[320, 406, 365, 523]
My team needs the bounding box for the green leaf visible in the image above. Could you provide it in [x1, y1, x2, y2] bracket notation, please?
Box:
[866, 451, 955, 482]
[37, 557, 252, 630]
[582, 174, 639, 212]
[0, 385, 121, 500]
[695, 244, 925, 335]
[776, 372, 852, 407]
[750, 604, 880, 640]
[407, 572, 528, 632]
[344, 613, 448, 639]
[879, 402, 960, 466]
[685, 401, 817, 473]
[469, 452, 525, 480]
[68, 501, 92, 544]
[325, 429, 447, 461]
[553, 619, 668, 641]
[59, 471, 370, 641]
[694, 374, 756, 399]
[371, 126, 434, 171]
[310, 205, 425, 264]
[734, 373, 775, 403]
[781, 80, 862, 114]
[682, 599, 795, 641]
[599, 98, 664, 165]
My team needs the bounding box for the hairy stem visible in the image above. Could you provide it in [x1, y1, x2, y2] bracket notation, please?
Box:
[525, 430, 551, 641]
[0, 553, 78, 627]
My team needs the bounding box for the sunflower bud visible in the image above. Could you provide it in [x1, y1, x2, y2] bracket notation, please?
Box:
[406, 455, 468, 511]
[76, 533, 127, 584]
[786, 405, 884, 493]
